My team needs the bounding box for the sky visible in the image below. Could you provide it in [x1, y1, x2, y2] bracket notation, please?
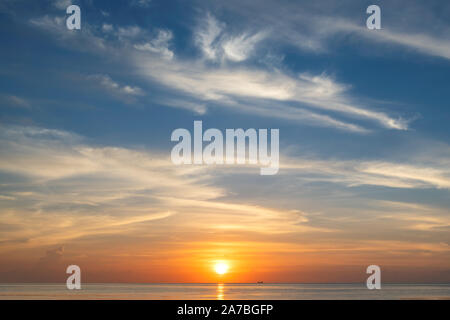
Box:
[0, 0, 449, 283]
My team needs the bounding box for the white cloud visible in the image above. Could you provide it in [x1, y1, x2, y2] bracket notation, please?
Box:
[157, 98, 207, 115]
[29, 13, 409, 132]
[1, 95, 31, 108]
[53, 0, 72, 10]
[195, 13, 224, 60]
[258, 4, 450, 61]
[0, 125, 223, 200]
[87, 74, 144, 97]
[360, 162, 450, 189]
[195, 13, 266, 62]
[102, 23, 113, 33]
[282, 157, 450, 189]
[222, 32, 266, 62]
[30, 15, 65, 31]
[131, 0, 152, 8]
[117, 26, 143, 39]
[30, 15, 106, 52]
[135, 51, 405, 131]
[134, 29, 174, 60]
[363, 27, 450, 61]
[327, 18, 450, 61]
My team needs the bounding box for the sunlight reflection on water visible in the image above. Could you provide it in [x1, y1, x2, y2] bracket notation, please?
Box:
[0, 283, 449, 300]
[217, 283, 224, 300]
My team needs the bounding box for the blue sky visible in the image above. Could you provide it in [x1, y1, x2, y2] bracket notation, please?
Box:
[0, 0, 449, 283]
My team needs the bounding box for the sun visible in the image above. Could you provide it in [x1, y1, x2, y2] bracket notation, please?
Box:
[214, 262, 229, 275]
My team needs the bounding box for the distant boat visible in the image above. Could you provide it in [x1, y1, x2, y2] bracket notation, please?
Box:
[257, 281, 264, 284]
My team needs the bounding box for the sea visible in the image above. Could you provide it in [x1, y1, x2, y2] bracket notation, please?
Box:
[0, 283, 449, 300]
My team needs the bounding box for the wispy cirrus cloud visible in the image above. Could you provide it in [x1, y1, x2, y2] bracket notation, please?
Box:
[217, 0, 450, 61]
[128, 13, 409, 131]
[134, 46, 406, 131]
[0, 94, 31, 109]
[374, 29, 450, 60]
[134, 29, 174, 60]
[282, 156, 450, 189]
[376, 201, 450, 232]
[87, 74, 145, 97]
[326, 18, 450, 61]
[0, 125, 318, 251]
[195, 13, 267, 62]
[130, 0, 152, 8]
[29, 15, 107, 52]
[52, 0, 72, 10]
[28, 11, 409, 133]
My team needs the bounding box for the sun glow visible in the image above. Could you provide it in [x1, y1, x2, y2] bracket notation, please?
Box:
[214, 262, 229, 275]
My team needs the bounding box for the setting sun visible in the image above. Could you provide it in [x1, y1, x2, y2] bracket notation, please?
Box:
[214, 262, 229, 275]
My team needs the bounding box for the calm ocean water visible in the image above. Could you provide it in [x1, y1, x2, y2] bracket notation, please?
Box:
[0, 283, 449, 300]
